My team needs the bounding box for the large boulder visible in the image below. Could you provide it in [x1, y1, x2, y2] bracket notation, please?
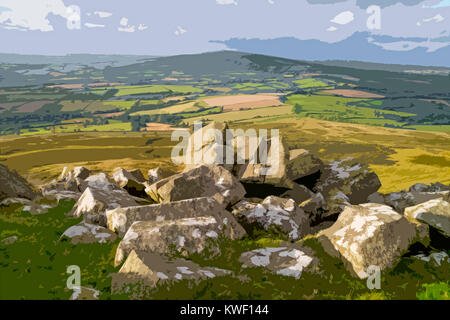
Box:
[281, 183, 313, 205]
[239, 245, 318, 279]
[232, 196, 310, 240]
[61, 221, 117, 244]
[112, 168, 147, 197]
[318, 203, 426, 279]
[182, 121, 234, 172]
[106, 197, 241, 237]
[285, 149, 323, 183]
[382, 191, 446, 214]
[111, 250, 231, 297]
[69, 187, 139, 226]
[0, 164, 38, 201]
[114, 216, 246, 266]
[404, 198, 450, 237]
[409, 182, 450, 193]
[42, 166, 90, 197]
[145, 164, 245, 207]
[315, 158, 381, 214]
[298, 192, 327, 221]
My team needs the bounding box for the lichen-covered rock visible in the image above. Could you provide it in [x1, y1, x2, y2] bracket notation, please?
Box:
[383, 191, 445, 213]
[106, 197, 241, 237]
[404, 198, 450, 237]
[1, 197, 56, 215]
[145, 164, 245, 206]
[318, 203, 426, 279]
[111, 250, 231, 297]
[409, 182, 450, 193]
[69, 187, 138, 225]
[114, 216, 246, 266]
[414, 251, 449, 267]
[1, 235, 18, 245]
[315, 158, 381, 214]
[0, 164, 38, 201]
[83, 173, 120, 192]
[239, 245, 318, 279]
[232, 196, 310, 240]
[61, 221, 117, 244]
[42, 166, 91, 197]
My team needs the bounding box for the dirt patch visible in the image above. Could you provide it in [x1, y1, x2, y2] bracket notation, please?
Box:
[15, 100, 53, 113]
[47, 84, 84, 89]
[0, 102, 24, 112]
[319, 89, 384, 98]
[98, 111, 125, 119]
[141, 123, 188, 131]
[203, 94, 282, 111]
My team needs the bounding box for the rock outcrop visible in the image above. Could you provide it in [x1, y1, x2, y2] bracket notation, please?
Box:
[145, 164, 245, 207]
[61, 221, 117, 244]
[114, 216, 246, 266]
[106, 197, 241, 237]
[239, 245, 318, 279]
[404, 198, 450, 237]
[318, 203, 427, 279]
[70, 187, 139, 226]
[112, 168, 148, 197]
[112, 250, 231, 297]
[0, 164, 38, 201]
[232, 196, 310, 240]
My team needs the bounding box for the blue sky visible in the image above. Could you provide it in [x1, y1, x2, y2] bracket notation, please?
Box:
[0, 0, 449, 58]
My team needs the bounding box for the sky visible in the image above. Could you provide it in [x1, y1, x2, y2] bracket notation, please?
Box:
[0, 0, 449, 60]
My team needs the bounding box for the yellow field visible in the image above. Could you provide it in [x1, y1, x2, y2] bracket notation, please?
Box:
[1, 117, 448, 193]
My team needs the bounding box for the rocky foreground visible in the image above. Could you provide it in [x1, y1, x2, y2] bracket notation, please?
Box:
[1, 122, 449, 299]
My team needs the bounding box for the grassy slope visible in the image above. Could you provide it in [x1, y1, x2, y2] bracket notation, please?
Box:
[0, 202, 448, 300]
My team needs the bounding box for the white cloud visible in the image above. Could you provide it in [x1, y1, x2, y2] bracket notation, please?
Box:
[138, 24, 148, 31]
[268, 0, 275, 4]
[85, 22, 104, 28]
[417, 14, 445, 26]
[0, 0, 75, 32]
[216, 0, 238, 5]
[327, 26, 338, 32]
[175, 26, 187, 36]
[118, 17, 136, 32]
[94, 11, 112, 18]
[118, 25, 135, 32]
[331, 11, 354, 25]
[120, 17, 128, 26]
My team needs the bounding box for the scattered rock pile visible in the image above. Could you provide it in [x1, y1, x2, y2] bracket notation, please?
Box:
[1, 122, 449, 299]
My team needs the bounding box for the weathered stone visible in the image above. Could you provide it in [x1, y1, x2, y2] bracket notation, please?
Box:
[404, 198, 450, 237]
[281, 183, 313, 205]
[70, 187, 138, 226]
[111, 250, 231, 297]
[232, 196, 310, 240]
[383, 191, 445, 213]
[299, 192, 327, 220]
[0, 164, 38, 201]
[318, 203, 426, 279]
[239, 245, 318, 279]
[286, 149, 323, 182]
[1, 235, 18, 245]
[69, 286, 100, 300]
[145, 164, 245, 206]
[61, 221, 117, 244]
[409, 182, 450, 193]
[83, 173, 120, 192]
[315, 158, 381, 213]
[112, 168, 147, 197]
[148, 168, 162, 183]
[115, 216, 246, 266]
[414, 251, 449, 267]
[106, 197, 241, 237]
